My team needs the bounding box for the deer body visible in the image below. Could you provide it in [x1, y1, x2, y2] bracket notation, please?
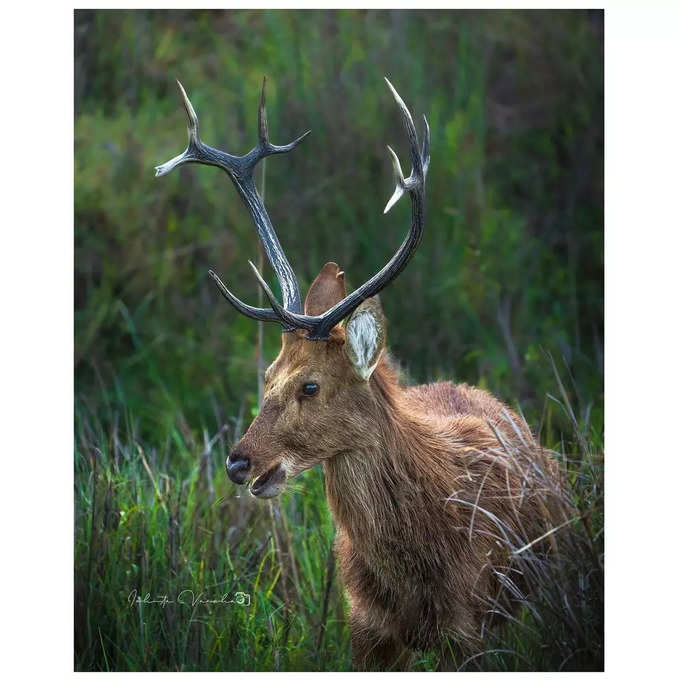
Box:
[324, 362, 549, 666]
[156, 78, 560, 669]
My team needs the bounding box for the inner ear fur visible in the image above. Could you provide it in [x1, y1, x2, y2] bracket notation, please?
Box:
[304, 262, 347, 316]
[344, 296, 387, 380]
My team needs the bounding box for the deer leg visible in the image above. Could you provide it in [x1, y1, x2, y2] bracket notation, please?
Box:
[349, 611, 410, 671]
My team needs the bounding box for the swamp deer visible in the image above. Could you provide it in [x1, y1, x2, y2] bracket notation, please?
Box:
[156, 78, 562, 670]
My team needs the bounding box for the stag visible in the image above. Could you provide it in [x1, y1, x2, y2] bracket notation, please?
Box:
[156, 78, 562, 670]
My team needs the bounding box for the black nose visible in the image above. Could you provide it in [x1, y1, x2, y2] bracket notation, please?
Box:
[226, 450, 251, 484]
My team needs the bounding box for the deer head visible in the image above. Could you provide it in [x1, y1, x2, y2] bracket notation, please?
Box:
[156, 77, 429, 498]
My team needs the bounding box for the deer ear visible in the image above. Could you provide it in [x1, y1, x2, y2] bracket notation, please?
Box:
[344, 297, 386, 380]
[304, 262, 347, 315]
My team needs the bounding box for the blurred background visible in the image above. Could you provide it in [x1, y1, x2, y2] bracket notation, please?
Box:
[75, 9, 603, 671]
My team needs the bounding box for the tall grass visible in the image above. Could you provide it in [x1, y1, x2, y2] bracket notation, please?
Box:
[74, 355, 602, 671]
[451, 360, 604, 671]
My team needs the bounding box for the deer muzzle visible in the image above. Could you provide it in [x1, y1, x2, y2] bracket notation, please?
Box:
[250, 462, 286, 499]
[226, 450, 251, 485]
[226, 446, 287, 499]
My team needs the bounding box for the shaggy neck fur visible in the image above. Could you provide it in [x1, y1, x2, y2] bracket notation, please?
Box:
[323, 358, 452, 566]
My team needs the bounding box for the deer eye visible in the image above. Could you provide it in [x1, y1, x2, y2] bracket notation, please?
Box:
[301, 382, 319, 397]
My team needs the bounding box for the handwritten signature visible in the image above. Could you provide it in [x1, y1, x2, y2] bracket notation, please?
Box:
[128, 589, 250, 608]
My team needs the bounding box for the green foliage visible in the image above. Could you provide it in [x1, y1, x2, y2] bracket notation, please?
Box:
[75, 9, 603, 671]
[75, 398, 351, 671]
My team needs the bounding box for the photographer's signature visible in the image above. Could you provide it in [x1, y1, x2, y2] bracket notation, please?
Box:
[128, 589, 250, 608]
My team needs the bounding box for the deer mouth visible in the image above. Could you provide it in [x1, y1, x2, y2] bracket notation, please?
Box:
[250, 463, 286, 499]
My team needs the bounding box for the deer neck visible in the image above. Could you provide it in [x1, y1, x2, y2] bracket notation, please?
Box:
[322, 363, 438, 548]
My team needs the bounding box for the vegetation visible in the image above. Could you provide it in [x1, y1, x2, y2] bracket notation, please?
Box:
[75, 9, 603, 671]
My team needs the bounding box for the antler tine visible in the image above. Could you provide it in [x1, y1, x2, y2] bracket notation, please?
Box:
[247, 262, 317, 331]
[155, 78, 310, 320]
[260, 77, 428, 340]
[178, 79, 200, 147]
[208, 270, 279, 323]
[383, 77, 423, 182]
[421, 115, 431, 178]
[383, 145, 405, 214]
[154, 80, 207, 178]
[257, 76, 311, 157]
[257, 76, 269, 147]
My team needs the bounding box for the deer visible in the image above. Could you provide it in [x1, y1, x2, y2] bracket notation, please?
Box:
[155, 77, 562, 670]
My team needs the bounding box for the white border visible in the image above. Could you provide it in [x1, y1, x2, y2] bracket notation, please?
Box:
[3, 2, 680, 677]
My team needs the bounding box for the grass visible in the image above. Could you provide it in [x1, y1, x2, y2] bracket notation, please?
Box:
[75, 380, 351, 671]
[74, 355, 603, 671]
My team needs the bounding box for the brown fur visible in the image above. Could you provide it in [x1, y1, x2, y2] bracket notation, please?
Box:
[229, 265, 561, 670]
[303, 262, 346, 316]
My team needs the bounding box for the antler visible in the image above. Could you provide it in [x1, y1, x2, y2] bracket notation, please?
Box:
[155, 78, 310, 322]
[249, 77, 430, 340]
